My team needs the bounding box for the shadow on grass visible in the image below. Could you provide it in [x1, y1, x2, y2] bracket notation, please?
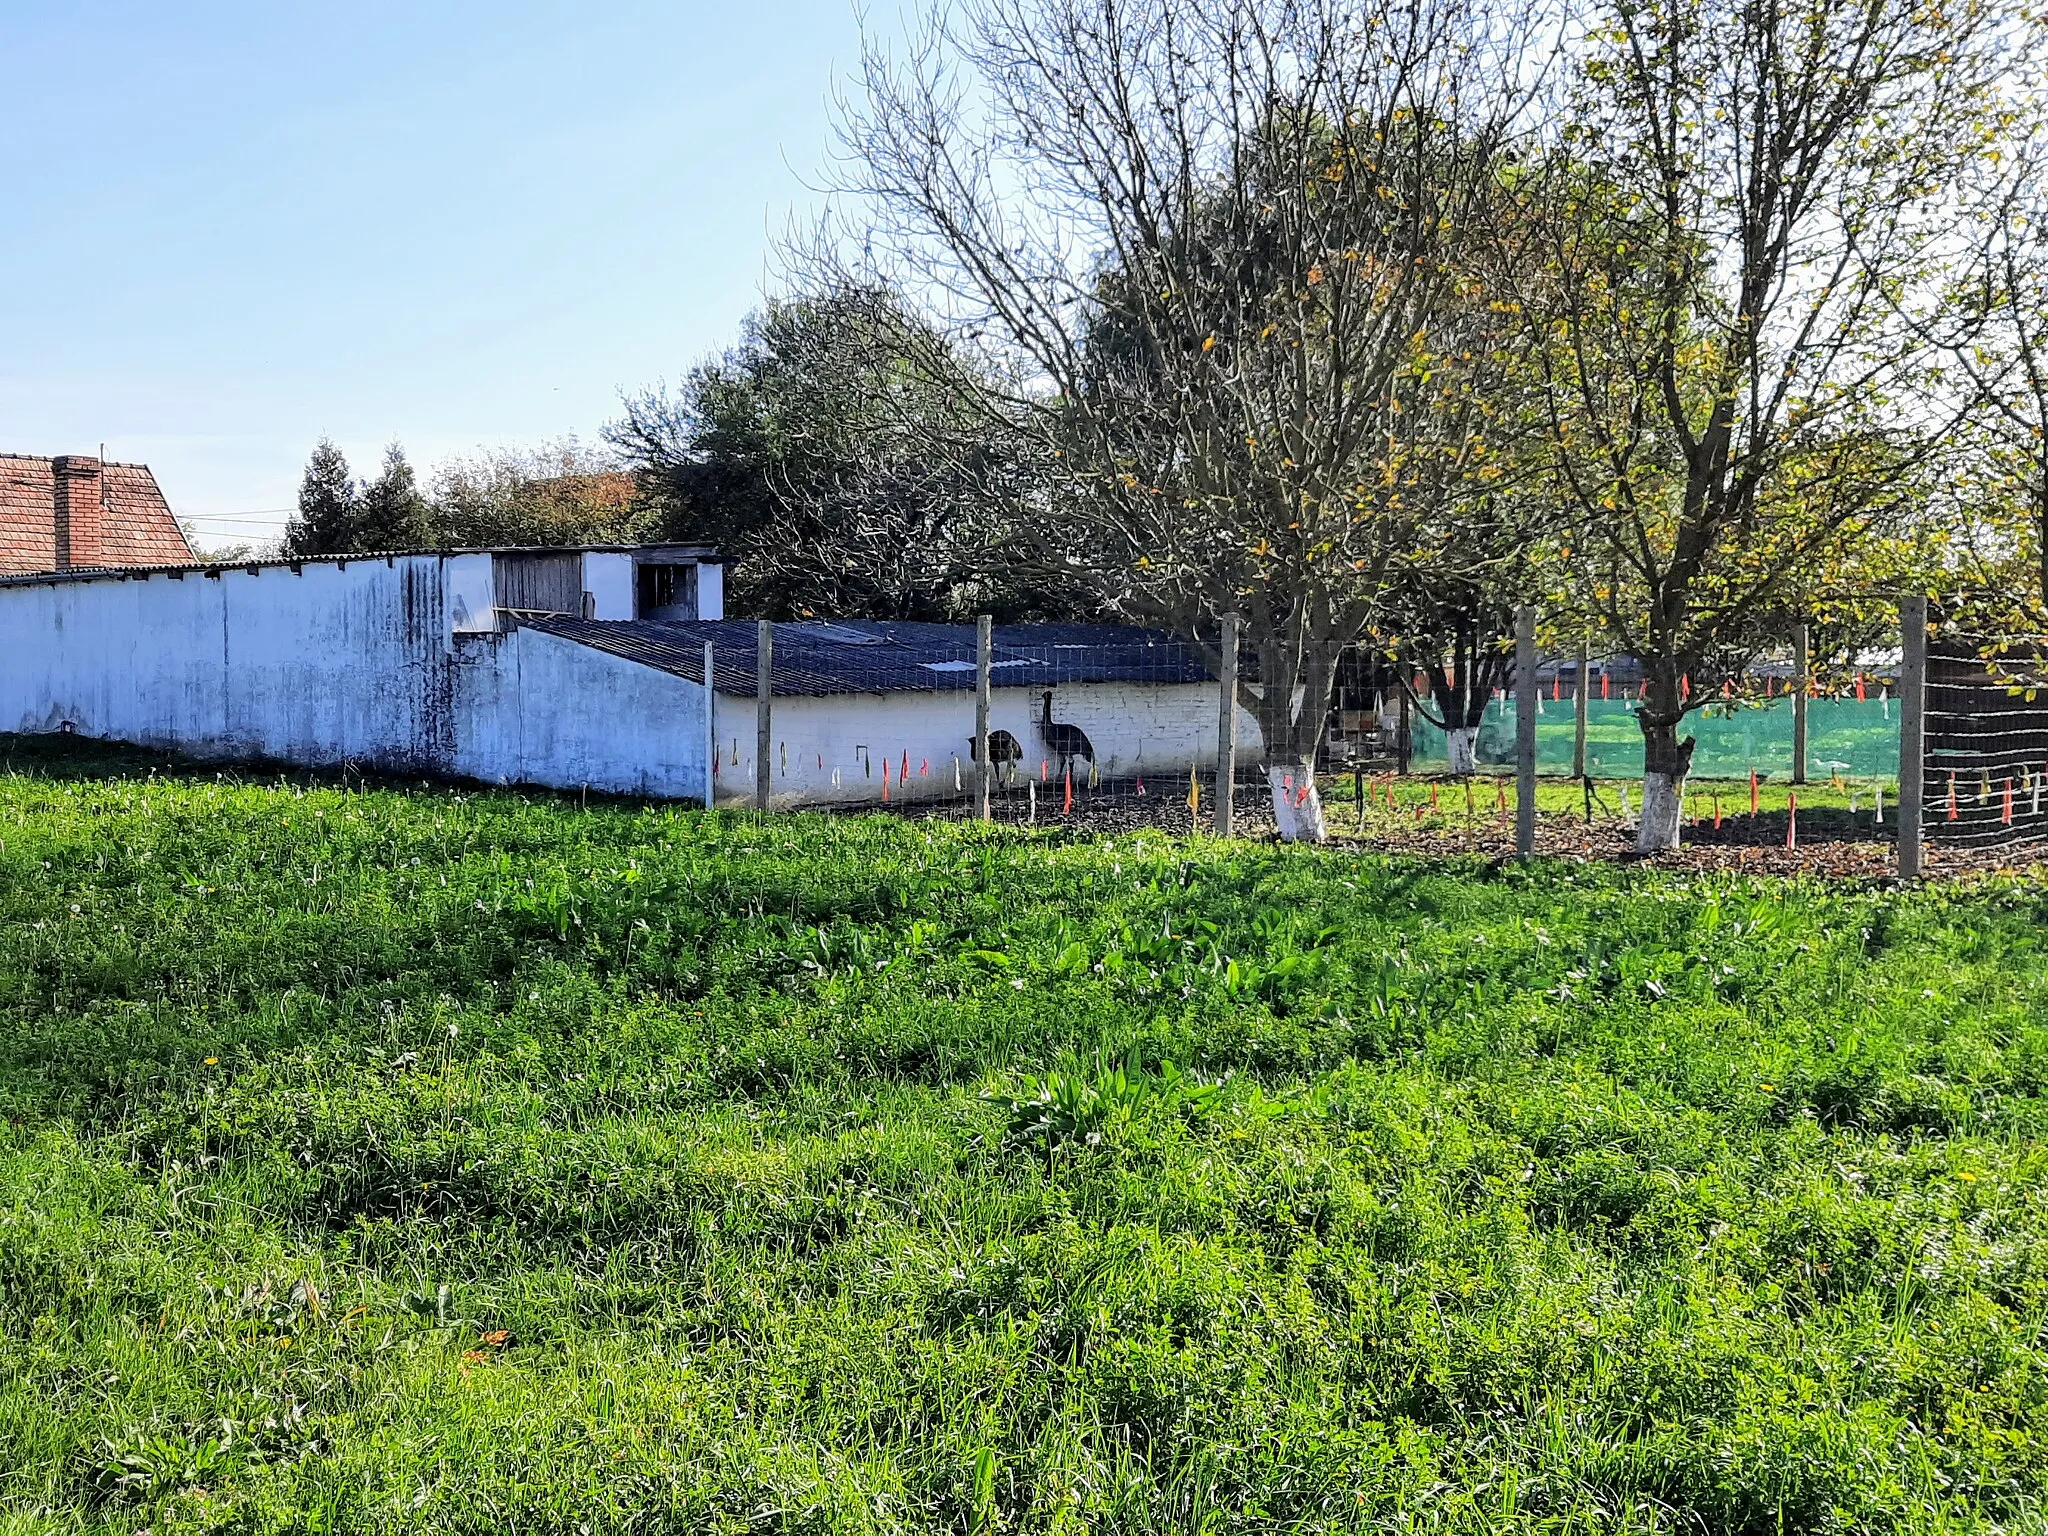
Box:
[0, 730, 645, 810]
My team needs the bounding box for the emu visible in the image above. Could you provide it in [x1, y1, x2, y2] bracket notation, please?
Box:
[1040, 691, 1095, 780]
[969, 727, 1024, 785]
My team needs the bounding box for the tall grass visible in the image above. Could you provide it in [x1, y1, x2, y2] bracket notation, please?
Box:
[0, 737, 2042, 1534]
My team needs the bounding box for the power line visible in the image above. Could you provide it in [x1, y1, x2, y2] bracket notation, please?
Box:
[178, 513, 293, 528]
[181, 514, 294, 528]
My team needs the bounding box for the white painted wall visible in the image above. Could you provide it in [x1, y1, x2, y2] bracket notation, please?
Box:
[461, 629, 706, 798]
[0, 558, 453, 768]
[712, 681, 1264, 807]
[696, 562, 724, 621]
[447, 553, 496, 634]
[0, 553, 711, 801]
[581, 553, 636, 620]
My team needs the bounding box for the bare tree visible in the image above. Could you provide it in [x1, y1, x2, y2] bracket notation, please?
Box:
[826, 0, 1541, 839]
[1509, 0, 2014, 849]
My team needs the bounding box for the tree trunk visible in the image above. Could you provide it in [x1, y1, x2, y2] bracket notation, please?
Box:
[1251, 636, 1335, 844]
[2036, 468, 2047, 619]
[1413, 626, 1502, 778]
[1269, 761, 1327, 842]
[1636, 714, 1695, 852]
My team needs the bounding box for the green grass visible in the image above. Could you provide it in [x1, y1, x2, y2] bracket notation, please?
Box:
[1324, 770, 1894, 849]
[0, 738, 2044, 1534]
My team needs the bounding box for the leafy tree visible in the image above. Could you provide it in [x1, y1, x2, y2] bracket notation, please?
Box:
[1935, 117, 2048, 655]
[430, 439, 652, 549]
[1507, 0, 2012, 849]
[281, 439, 360, 558]
[830, 0, 1539, 839]
[176, 526, 270, 564]
[613, 285, 1070, 622]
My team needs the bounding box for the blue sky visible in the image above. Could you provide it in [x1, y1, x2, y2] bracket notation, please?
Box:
[0, 1, 866, 547]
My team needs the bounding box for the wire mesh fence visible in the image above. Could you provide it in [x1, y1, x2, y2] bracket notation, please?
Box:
[1922, 630, 2048, 855]
[697, 618, 1256, 830]
[655, 606, 2048, 877]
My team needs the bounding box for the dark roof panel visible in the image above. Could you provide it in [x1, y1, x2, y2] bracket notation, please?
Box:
[521, 617, 1214, 695]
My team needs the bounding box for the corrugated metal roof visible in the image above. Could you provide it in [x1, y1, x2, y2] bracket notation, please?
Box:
[521, 617, 1214, 695]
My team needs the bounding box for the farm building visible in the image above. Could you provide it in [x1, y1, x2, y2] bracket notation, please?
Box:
[0, 545, 724, 797]
[0, 548, 1257, 805]
[535, 617, 1265, 808]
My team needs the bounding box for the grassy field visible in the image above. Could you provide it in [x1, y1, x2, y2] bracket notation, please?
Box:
[1, 741, 2044, 1534]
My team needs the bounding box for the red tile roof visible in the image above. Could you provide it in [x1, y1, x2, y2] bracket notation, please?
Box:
[0, 452, 195, 576]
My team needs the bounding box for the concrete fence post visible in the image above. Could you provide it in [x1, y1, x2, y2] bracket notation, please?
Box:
[974, 614, 993, 820]
[1897, 595, 1927, 880]
[1793, 623, 1810, 785]
[755, 620, 773, 813]
[1515, 606, 1538, 855]
[1215, 613, 1239, 837]
[702, 641, 716, 811]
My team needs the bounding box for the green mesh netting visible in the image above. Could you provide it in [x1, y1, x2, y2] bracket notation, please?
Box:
[1406, 697, 1900, 780]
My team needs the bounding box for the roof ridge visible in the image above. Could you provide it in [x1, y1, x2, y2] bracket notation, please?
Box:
[0, 451, 158, 471]
[0, 545, 723, 587]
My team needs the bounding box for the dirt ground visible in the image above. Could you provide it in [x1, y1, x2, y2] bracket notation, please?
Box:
[937, 774, 2046, 882]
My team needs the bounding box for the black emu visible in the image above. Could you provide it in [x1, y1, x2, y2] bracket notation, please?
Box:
[969, 728, 1025, 784]
[1040, 691, 1095, 779]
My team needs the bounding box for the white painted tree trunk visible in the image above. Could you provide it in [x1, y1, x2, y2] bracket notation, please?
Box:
[1445, 726, 1478, 775]
[1637, 771, 1686, 852]
[1269, 762, 1327, 843]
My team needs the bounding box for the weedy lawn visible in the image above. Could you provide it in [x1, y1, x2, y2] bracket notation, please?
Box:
[0, 741, 2044, 1534]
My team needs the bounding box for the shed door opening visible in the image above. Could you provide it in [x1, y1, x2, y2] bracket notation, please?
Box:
[637, 562, 699, 621]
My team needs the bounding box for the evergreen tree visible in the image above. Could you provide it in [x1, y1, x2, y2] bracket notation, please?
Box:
[282, 438, 360, 557]
[356, 443, 432, 552]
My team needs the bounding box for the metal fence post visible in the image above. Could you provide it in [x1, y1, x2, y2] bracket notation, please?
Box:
[1897, 595, 1927, 880]
[1572, 638, 1590, 780]
[974, 614, 992, 820]
[755, 620, 773, 813]
[1792, 623, 1810, 785]
[1515, 606, 1538, 855]
[702, 641, 716, 810]
[1215, 614, 1238, 837]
